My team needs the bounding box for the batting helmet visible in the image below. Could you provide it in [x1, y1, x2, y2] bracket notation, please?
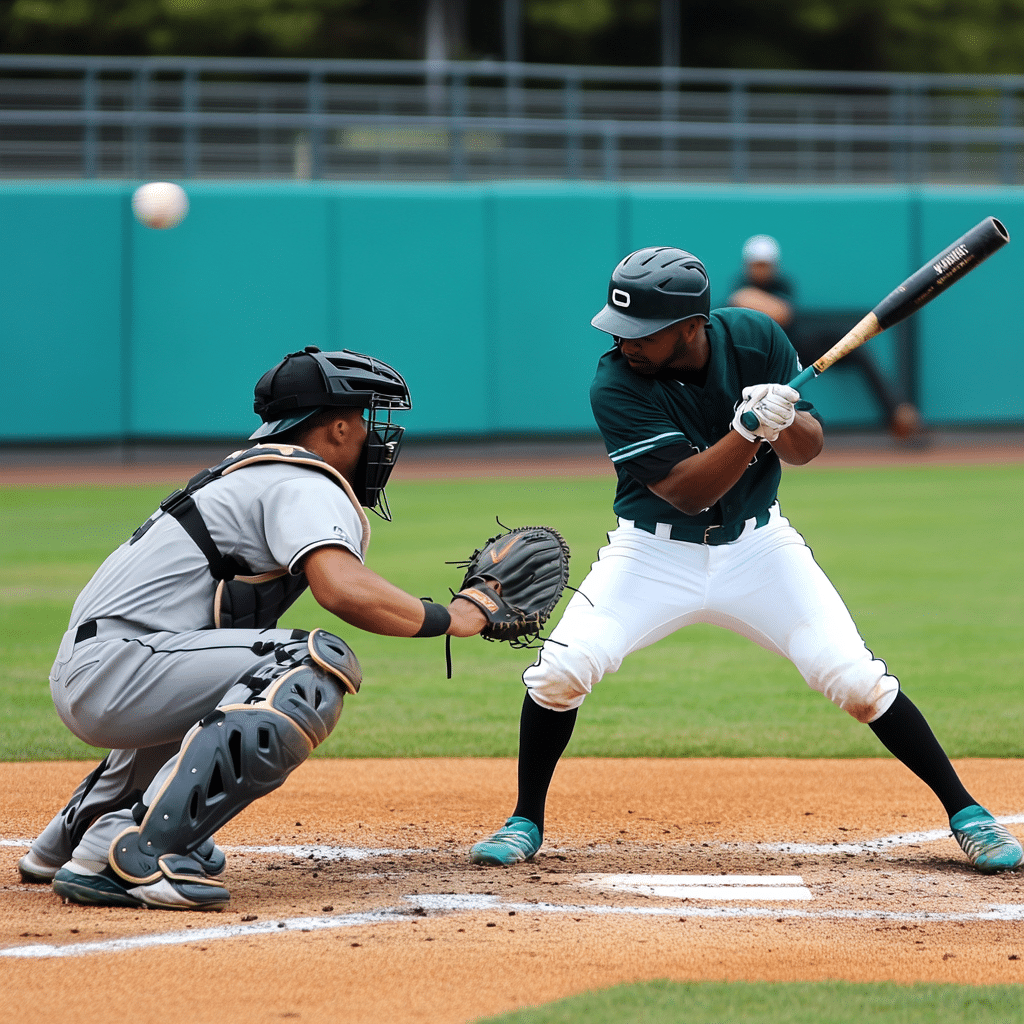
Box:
[591, 247, 711, 340]
[251, 347, 412, 519]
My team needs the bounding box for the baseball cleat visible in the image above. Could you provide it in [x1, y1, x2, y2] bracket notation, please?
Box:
[469, 816, 542, 866]
[18, 849, 65, 884]
[52, 857, 230, 911]
[950, 805, 1024, 874]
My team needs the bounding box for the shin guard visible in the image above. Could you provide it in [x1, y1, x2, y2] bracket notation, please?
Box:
[110, 632, 355, 885]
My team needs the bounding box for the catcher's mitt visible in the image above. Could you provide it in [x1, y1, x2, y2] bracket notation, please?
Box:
[450, 524, 571, 646]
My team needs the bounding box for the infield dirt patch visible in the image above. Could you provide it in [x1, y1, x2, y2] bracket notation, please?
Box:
[3, 758, 1023, 1024]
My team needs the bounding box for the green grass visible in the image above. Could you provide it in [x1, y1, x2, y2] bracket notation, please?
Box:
[2, 464, 1021, 760]
[477, 980, 1024, 1024]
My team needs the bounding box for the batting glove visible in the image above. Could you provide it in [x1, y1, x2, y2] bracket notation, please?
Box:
[732, 383, 800, 442]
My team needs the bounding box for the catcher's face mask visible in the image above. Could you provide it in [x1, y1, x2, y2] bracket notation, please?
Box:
[353, 403, 405, 521]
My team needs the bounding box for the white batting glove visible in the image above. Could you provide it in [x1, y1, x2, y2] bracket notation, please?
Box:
[731, 383, 800, 442]
[731, 384, 771, 442]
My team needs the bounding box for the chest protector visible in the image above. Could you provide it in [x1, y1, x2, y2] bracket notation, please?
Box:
[130, 444, 370, 630]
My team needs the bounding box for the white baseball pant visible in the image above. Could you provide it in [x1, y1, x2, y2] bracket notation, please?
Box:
[524, 503, 898, 723]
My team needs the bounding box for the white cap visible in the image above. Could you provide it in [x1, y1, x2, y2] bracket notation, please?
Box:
[742, 234, 780, 264]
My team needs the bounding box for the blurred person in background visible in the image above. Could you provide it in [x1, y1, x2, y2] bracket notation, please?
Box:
[728, 234, 921, 440]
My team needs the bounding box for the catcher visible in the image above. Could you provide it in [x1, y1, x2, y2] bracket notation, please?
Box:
[21, 347, 503, 911]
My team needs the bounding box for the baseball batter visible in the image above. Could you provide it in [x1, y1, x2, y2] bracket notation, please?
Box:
[19, 347, 487, 910]
[470, 247, 1022, 874]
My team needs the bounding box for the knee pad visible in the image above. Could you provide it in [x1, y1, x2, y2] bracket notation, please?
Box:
[109, 631, 356, 885]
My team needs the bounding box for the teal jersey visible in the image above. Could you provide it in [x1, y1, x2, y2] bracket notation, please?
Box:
[589, 307, 817, 538]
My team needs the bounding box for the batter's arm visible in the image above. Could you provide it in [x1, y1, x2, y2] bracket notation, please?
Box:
[303, 546, 486, 637]
[767, 410, 823, 465]
[646, 431, 763, 515]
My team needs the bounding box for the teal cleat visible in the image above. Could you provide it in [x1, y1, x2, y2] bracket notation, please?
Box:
[950, 805, 1023, 874]
[52, 858, 230, 911]
[470, 816, 542, 866]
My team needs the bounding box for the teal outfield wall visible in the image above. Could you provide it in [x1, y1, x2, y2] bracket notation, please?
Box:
[2, 181, 1022, 443]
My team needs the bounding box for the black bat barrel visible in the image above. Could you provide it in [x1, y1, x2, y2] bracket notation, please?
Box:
[872, 216, 1010, 331]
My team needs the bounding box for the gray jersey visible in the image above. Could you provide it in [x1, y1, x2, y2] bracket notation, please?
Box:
[68, 462, 368, 634]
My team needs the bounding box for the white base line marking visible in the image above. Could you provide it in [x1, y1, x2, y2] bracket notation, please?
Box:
[0, 841, 427, 859]
[0, 908, 412, 959]
[4, 894, 1024, 959]
[756, 814, 1024, 856]
[4, 815, 1022, 860]
[582, 874, 813, 901]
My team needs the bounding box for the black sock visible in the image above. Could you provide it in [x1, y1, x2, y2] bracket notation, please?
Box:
[868, 690, 975, 819]
[511, 693, 578, 834]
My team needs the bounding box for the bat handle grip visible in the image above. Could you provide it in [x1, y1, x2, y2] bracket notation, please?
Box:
[738, 365, 818, 432]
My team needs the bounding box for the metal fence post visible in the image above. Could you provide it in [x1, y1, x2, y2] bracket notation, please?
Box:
[602, 122, 618, 181]
[450, 70, 466, 181]
[906, 85, 922, 183]
[505, 61, 524, 175]
[82, 65, 98, 179]
[890, 86, 907, 183]
[999, 84, 1017, 185]
[660, 67, 679, 179]
[132, 65, 151, 180]
[730, 78, 748, 183]
[309, 71, 325, 179]
[564, 75, 581, 179]
[183, 67, 198, 179]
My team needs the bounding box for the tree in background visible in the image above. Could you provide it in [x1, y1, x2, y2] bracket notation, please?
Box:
[3, 0, 1024, 74]
[0, 0, 421, 58]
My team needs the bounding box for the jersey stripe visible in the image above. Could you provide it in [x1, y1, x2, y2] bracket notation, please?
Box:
[608, 431, 689, 463]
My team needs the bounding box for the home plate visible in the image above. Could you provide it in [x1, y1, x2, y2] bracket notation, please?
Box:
[581, 874, 813, 901]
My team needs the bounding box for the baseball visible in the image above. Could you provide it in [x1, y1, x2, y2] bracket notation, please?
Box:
[132, 181, 189, 230]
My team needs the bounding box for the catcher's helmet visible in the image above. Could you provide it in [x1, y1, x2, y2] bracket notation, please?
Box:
[591, 247, 711, 340]
[251, 347, 410, 439]
[250, 347, 412, 519]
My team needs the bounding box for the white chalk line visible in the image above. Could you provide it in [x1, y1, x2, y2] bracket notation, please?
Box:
[1, 840, 427, 860]
[755, 814, 1024, 856]
[6, 892, 1024, 959]
[0, 907, 413, 959]
[4, 814, 1023, 861]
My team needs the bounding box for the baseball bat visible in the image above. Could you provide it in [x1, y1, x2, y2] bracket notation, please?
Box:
[740, 215, 1010, 432]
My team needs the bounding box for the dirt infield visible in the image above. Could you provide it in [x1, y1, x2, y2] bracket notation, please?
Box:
[3, 759, 1023, 1024]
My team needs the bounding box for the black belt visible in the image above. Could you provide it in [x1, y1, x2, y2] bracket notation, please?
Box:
[74, 620, 98, 644]
[629, 508, 772, 545]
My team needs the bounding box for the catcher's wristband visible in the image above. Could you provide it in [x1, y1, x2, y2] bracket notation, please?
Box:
[414, 599, 451, 637]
